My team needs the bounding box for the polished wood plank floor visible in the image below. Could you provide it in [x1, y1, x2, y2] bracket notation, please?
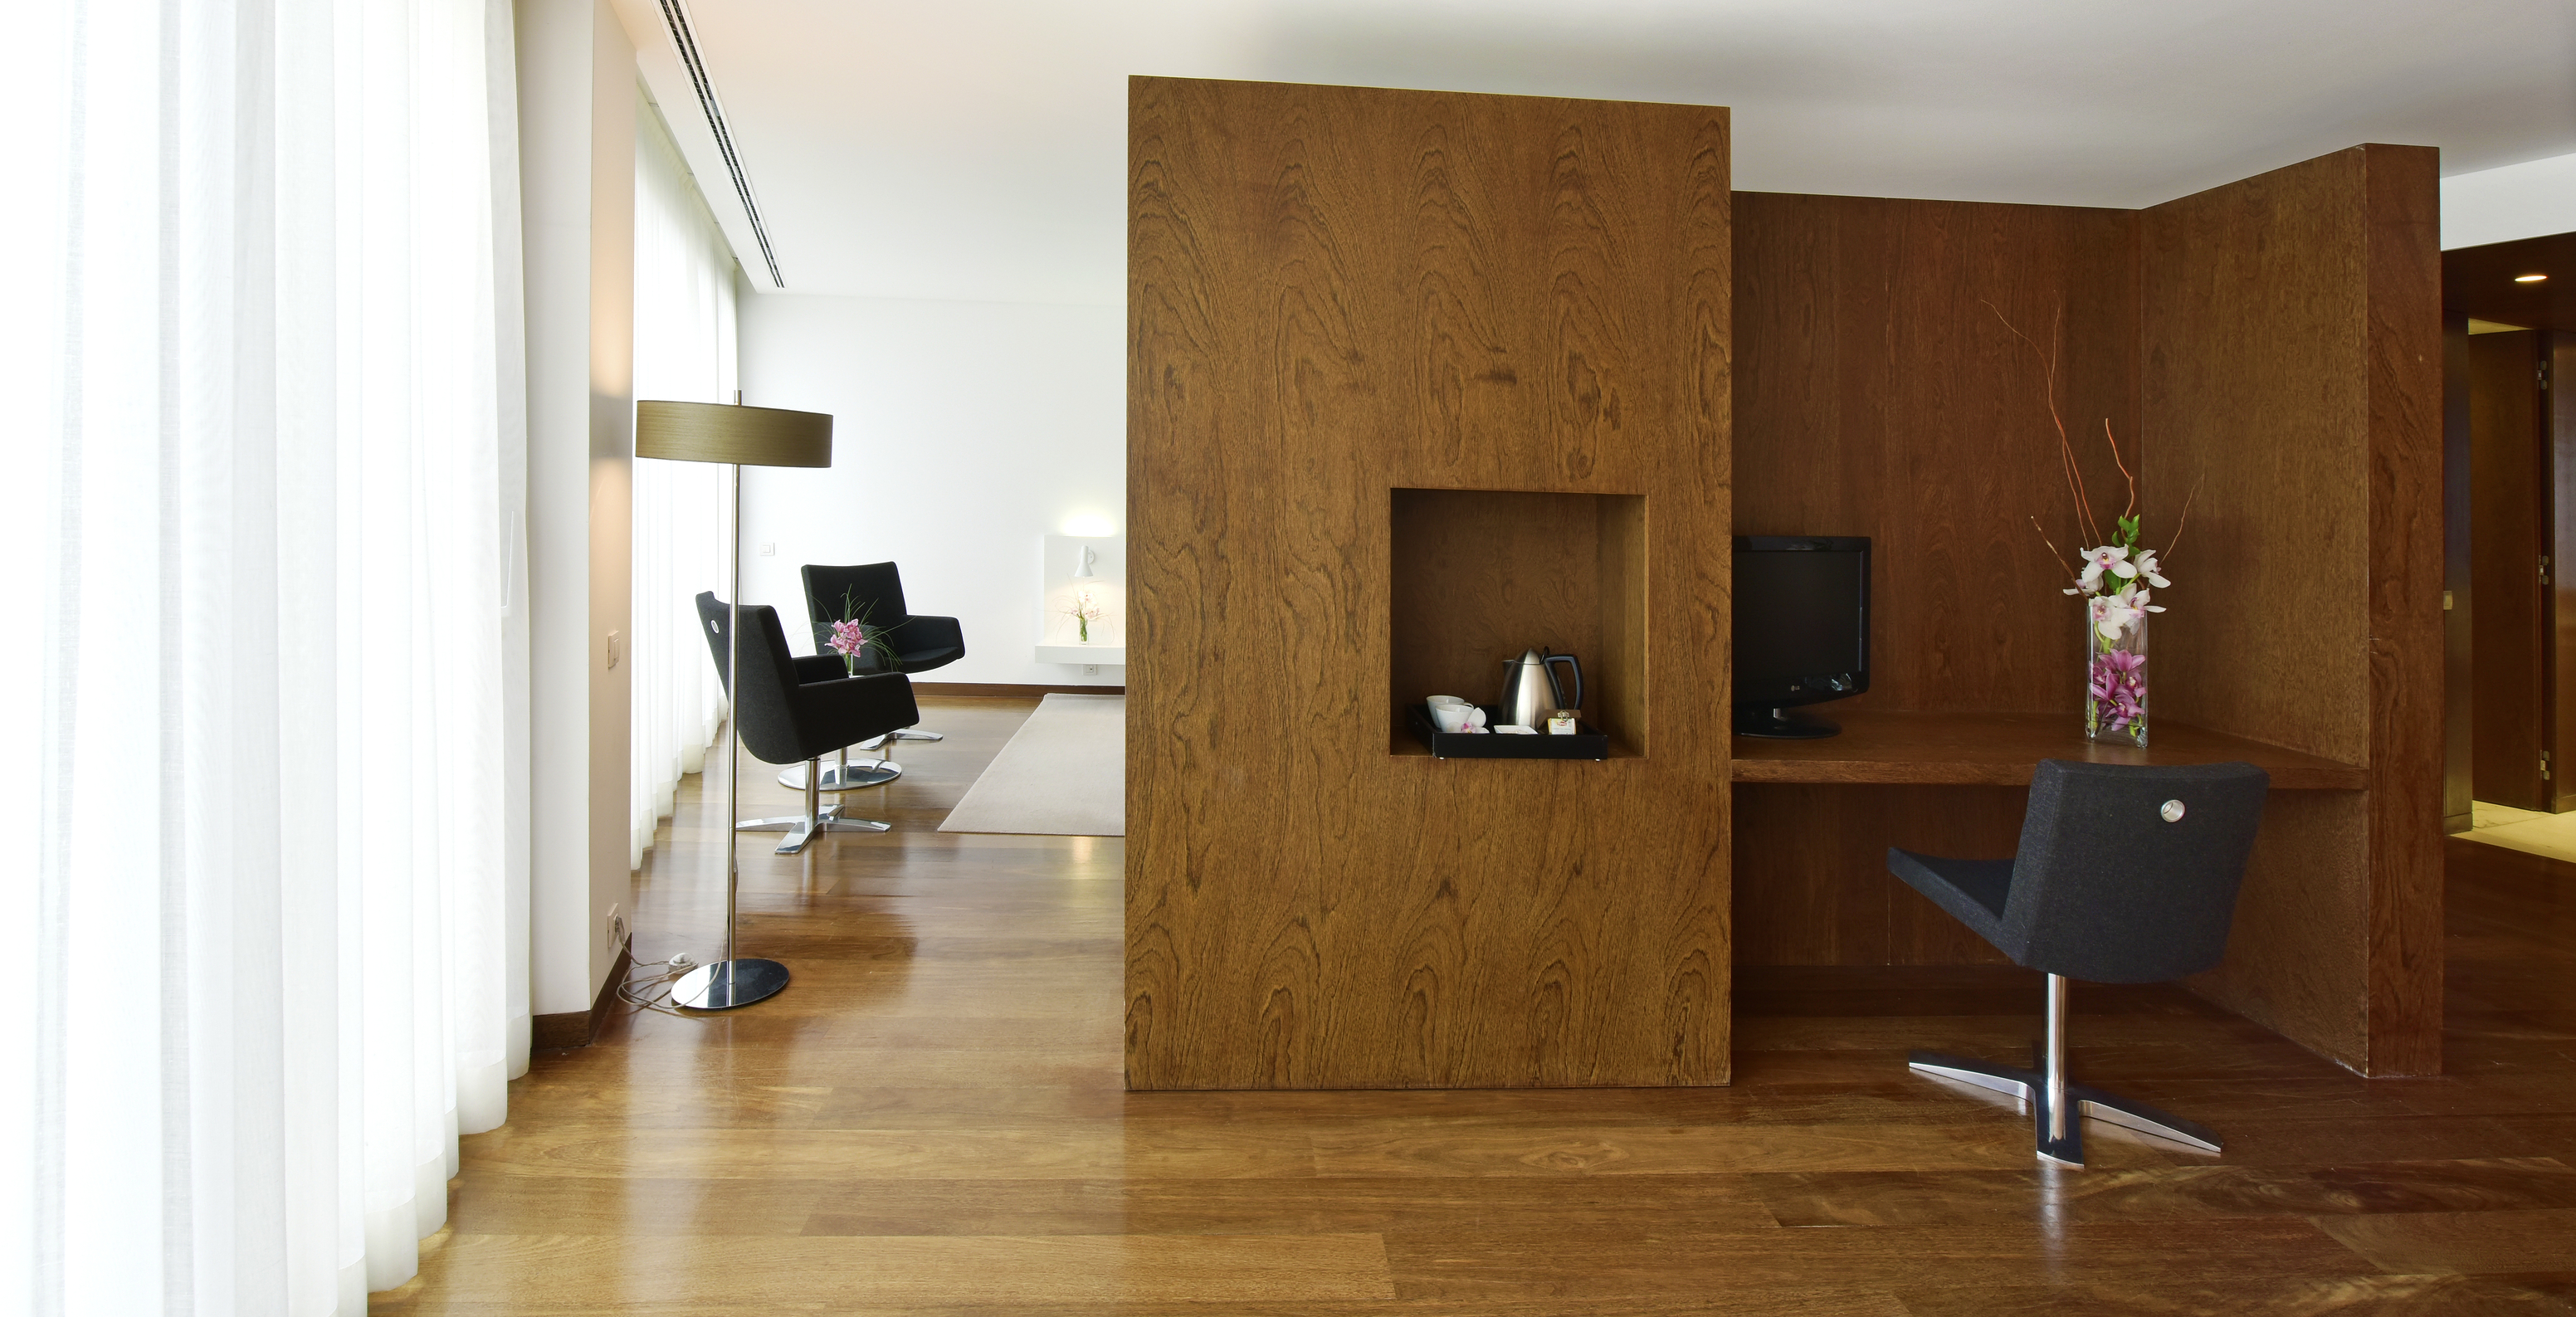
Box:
[375, 699, 2576, 1314]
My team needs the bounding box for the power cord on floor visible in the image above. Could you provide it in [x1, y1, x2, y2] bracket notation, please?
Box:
[616, 948, 705, 1018]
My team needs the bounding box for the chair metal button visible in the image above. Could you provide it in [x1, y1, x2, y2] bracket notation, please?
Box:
[2160, 799, 2186, 822]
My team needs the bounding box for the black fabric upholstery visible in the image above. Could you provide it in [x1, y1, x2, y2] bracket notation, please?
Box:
[696, 593, 920, 765]
[801, 561, 966, 676]
[1887, 758, 2270, 983]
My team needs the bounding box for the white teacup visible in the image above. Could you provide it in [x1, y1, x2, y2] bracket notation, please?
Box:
[1430, 703, 1485, 734]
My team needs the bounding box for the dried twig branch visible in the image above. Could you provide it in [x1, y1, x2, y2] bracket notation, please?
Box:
[2160, 473, 2206, 564]
[1983, 300, 2100, 546]
[2030, 516, 2085, 588]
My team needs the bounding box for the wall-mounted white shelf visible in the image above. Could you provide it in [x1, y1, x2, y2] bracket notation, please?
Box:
[1036, 643, 1127, 666]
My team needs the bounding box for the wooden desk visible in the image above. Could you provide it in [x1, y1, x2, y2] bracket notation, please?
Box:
[1731, 710, 2368, 789]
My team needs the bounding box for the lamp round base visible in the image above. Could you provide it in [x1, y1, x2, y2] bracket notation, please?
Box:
[671, 958, 790, 1010]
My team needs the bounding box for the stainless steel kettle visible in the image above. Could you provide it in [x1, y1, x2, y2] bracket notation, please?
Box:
[1498, 648, 1583, 729]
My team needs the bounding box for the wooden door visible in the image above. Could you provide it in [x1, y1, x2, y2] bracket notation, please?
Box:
[2470, 329, 2549, 808]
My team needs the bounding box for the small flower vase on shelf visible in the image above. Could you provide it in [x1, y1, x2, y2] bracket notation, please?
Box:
[1077, 616, 1089, 643]
[2085, 604, 2148, 748]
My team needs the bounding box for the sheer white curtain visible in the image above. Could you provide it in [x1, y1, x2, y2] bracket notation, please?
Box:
[2, 1, 523, 1312]
[631, 101, 738, 866]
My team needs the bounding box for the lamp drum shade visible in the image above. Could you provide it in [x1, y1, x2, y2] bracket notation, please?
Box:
[636, 400, 832, 467]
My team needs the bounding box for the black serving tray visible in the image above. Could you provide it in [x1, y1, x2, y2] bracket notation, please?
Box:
[1408, 702, 1609, 760]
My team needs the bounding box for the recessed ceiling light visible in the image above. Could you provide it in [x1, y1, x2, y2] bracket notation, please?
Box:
[2515, 273, 2548, 283]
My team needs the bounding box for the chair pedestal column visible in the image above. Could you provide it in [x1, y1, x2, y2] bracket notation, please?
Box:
[739, 754, 890, 854]
[1905, 973, 2222, 1167]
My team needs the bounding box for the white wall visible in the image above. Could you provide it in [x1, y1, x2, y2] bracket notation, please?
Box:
[736, 295, 1125, 685]
[2443, 149, 2576, 250]
[517, 0, 634, 1019]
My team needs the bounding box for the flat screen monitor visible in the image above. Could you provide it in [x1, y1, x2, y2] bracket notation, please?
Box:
[1732, 535, 1870, 739]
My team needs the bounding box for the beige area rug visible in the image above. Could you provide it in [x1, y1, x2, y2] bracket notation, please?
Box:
[939, 694, 1125, 836]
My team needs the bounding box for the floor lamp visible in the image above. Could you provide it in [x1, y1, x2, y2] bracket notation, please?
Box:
[636, 398, 832, 1011]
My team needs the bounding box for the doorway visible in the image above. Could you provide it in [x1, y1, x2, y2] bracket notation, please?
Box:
[2445, 229, 2576, 832]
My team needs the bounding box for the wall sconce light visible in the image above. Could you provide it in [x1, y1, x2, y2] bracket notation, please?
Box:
[1073, 544, 1097, 578]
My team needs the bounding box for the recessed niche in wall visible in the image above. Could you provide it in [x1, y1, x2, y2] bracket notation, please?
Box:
[1388, 488, 1647, 756]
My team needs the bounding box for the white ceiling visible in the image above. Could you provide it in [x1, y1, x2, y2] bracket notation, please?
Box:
[622, 0, 2576, 306]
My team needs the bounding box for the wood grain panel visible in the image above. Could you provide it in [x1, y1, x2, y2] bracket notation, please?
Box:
[2141, 154, 2370, 763]
[2358, 145, 2447, 1079]
[1733, 785, 2022, 967]
[2550, 332, 2576, 812]
[2469, 329, 2546, 807]
[1127, 78, 1732, 1088]
[1732, 193, 2141, 715]
[2441, 311, 2472, 833]
[2143, 144, 2444, 1076]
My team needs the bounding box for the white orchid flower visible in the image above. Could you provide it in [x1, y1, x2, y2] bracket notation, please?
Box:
[2133, 548, 2171, 589]
[2091, 591, 2142, 640]
[2078, 544, 2132, 591]
[2132, 586, 2165, 615]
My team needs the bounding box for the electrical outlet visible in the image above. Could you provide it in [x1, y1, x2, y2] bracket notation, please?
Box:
[759, 541, 776, 557]
[606, 905, 628, 956]
[606, 630, 622, 670]
[1084, 664, 1100, 676]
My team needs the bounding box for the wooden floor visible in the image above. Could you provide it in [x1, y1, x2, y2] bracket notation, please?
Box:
[374, 697, 2576, 1315]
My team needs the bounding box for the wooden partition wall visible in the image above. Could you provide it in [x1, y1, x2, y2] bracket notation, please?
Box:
[1126, 78, 1734, 1089]
[2142, 145, 2443, 1076]
[1129, 72, 2444, 1087]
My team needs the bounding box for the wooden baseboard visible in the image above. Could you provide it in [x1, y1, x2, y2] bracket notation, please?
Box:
[914, 682, 1125, 698]
[532, 942, 632, 1051]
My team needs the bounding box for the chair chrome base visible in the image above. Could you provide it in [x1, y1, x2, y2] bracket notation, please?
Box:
[741, 754, 890, 854]
[775, 738, 900, 790]
[1905, 974, 2221, 1167]
[737, 803, 890, 854]
[777, 759, 902, 790]
[672, 957, 789, 1009]
[889, 729, 944, 742]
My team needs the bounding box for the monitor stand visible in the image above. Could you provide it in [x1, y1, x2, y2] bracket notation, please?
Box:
[1736, 706, 1840, 739]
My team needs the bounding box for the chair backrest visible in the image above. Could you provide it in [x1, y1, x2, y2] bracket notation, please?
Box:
[802, 562, 910, 656]
[1998, 759, 2271, 983]
[695, 593, 810, 765]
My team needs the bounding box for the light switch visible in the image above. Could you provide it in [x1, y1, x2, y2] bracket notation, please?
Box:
[759, 542, 776, 557]
[606, 631, 622, 670]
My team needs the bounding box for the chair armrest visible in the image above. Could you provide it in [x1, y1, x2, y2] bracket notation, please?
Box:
[791, 653, 851, 684]
[893, 613, 964, 661]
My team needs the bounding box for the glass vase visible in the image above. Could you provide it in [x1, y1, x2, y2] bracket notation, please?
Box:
[2084, 602, 2148, 748]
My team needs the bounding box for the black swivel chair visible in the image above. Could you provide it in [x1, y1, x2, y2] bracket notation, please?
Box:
[788, 561, 966, 789]
[697, 593, 920, 855]
[1888, 758, 2270, 1167]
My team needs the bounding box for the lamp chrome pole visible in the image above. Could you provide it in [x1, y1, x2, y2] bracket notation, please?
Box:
[637, 396, 831, 1012]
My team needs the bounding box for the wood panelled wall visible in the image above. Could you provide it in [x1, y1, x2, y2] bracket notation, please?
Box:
[1730, 195, 2142, 969]
[1126, 78, 1734, 1089]
[2144, 145, 2443, 1076]
[1732, 193, 2143, 715]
